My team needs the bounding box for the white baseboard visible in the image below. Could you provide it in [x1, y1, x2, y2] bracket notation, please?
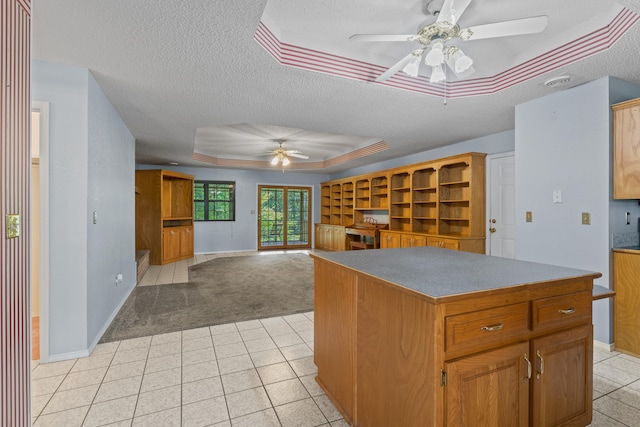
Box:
[594, 340, 615, 352]
[44, 279, 137, 364]
[46, 349, 91, 363]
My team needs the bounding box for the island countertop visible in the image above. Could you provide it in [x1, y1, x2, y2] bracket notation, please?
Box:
[311, 246, 601, 300]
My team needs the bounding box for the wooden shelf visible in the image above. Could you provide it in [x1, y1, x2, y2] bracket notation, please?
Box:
[136, 169, 194, 265]
[320, 152, 485, 252]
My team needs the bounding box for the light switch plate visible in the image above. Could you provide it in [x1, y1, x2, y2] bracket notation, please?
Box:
[526, 211, 533, 222]
[6, 214, 20, 238]
[581, 212, 591, 225]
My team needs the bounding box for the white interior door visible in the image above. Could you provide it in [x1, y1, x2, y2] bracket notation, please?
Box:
[488, 153, 516, 258]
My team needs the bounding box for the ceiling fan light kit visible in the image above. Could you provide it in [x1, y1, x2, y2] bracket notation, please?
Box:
[264, 140, 309, 169]
[351, 0, 548, 84]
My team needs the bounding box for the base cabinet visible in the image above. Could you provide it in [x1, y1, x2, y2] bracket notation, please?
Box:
[445, 324, 592, 427]
[314, 224, 347, 251]
[162, 226, 193, 264]
[313, 256, 594, 427]
[613, 250, 640, 356]
[380, 230, 484, 253]
[445, 342, 530, 427]
[531, 325, 592, 427]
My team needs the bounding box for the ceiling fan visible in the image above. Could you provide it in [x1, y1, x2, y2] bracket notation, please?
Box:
[350, 0, 548, 83]
[262, 139, 309, 167]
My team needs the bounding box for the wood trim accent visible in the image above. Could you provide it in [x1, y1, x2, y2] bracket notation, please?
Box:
[1, 0, 32, 425]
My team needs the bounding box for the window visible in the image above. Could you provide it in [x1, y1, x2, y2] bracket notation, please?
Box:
[194, 181, 235, 221]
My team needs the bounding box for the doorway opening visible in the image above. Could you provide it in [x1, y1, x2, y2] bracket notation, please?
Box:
[31, 102, 50, 362]
[258, 186, 311, 250]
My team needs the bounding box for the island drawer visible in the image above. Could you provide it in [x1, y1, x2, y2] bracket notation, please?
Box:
[531, 290, 591, 332]
[445, 302, 529, 354]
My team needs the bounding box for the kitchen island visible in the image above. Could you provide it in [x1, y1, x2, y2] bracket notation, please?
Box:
[311, 247, 601, 427]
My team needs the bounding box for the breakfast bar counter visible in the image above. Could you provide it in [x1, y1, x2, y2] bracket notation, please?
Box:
[311, 247, 601, 427]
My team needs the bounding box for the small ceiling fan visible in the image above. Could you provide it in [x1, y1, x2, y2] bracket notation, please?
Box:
[350, 0, 548, 83]
[261, 139, 309, 167]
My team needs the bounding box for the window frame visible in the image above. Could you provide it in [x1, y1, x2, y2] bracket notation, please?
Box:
[194, 180, 236, 222]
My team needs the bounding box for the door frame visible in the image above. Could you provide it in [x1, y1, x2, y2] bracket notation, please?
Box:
[32, 101, 50, 362]
[485, 151, 515, 257]
[257, 184, 312, 250]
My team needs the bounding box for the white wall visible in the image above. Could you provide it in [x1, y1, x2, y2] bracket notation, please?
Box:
[136, 165, 329, 253]
[32, 60, 136, 359]
[515, 77, 640, 344]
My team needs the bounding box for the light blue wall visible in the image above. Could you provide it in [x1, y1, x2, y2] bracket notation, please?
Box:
[515, 77, 640, 344]
[136, 165, 329, 253]
[32, 60, 136, 359]
[330, 130, 515, 180]
[87, 74, 137, 348]
[32, 61, 89, 356]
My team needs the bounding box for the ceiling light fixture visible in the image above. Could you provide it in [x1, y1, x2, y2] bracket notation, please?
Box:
[403, 28, 476, 84]
[271, 152, 291, 167]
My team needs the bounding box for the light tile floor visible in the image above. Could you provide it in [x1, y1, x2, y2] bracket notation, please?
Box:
[31, 251, 640, 426]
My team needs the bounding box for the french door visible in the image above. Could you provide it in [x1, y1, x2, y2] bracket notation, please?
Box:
[258, 186, 312, 250]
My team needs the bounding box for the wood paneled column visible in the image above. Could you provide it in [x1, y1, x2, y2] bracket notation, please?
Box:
[1, 0, 32, 425]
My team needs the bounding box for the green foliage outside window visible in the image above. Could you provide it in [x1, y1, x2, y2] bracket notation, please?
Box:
[194, 181, 235, 221]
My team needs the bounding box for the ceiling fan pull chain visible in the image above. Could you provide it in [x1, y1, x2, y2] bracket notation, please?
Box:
[443, 68, 448, 106]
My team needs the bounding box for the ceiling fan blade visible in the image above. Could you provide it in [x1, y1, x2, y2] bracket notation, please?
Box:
[375, 52, 416, 82]
[466, 16, 548, 41]
[350, 34, 416, 42]
[284, 149, 303, 155]
[288, 153, 309, 159]
[436, 0, 473, 25]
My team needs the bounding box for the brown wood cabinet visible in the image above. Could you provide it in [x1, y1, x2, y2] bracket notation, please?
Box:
[135, 169, 194, 265]
[612, 98, 640, 199]
[312, 250, 597, 427]
[380, 230, 484, 253]
[314, 224, 347, 251]
[319, 152, 486, 254]
[613, 249, 640, 356]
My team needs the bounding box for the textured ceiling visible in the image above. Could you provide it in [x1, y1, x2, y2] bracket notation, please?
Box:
[31, 0, 640, 173]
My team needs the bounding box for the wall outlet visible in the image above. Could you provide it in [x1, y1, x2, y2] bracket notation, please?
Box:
[581, 212, 591, 225]
[115, 273, 123, 285]
[526, 211, 533, 222]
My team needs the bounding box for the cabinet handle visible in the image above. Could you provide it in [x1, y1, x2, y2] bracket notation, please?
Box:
[524, 353, 532, 380]
[481, 322, 504, 332]
[536, 350, 545, 377]
[557, 307, 576, 315]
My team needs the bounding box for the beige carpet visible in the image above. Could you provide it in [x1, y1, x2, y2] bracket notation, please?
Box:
[100, 253, 314, 342]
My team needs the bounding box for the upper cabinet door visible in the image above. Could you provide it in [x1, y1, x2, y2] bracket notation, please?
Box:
[613, 98, 640, 199]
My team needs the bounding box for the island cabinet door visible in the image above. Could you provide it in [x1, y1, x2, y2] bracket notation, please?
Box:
[444, 341, 530, 427]
[530, 324, 592, 427]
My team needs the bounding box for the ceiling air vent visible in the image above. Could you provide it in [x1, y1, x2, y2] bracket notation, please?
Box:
[544, 75, 572, 88]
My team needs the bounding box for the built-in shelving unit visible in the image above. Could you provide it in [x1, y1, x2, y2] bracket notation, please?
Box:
[390, 172, 411, 232]
[370, 175, 389, 209]
[317, 152, 486, 254]
[412, 166, 438, 234]
[341, 181, 354, 226]
[135, 169, 194, 265]
[330, 183, 342, 225]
